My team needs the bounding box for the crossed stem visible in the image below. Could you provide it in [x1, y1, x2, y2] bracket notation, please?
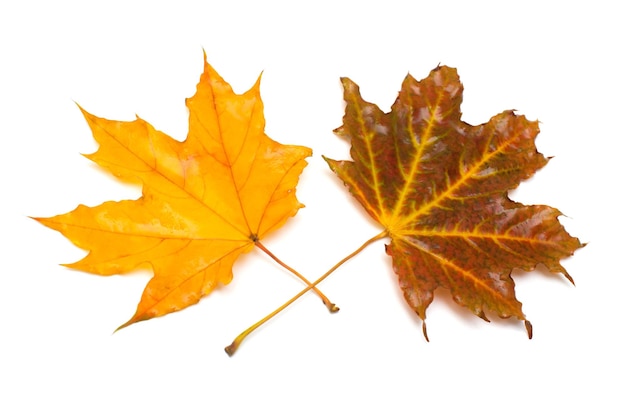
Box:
[226, 231, 388, 356]
[255, 241, 339, 313]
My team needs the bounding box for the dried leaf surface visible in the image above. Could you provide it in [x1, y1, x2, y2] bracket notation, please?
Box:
[36, 56, 311, 329]
[325, 66, 582, 336]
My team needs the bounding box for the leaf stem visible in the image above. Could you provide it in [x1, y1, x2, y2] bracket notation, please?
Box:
[255, 240, 339, 313]
[226, 231, 388, 356]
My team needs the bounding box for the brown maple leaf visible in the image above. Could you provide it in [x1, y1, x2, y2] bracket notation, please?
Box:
[324, 66, 583, 339]
[35, 55, 315, 329]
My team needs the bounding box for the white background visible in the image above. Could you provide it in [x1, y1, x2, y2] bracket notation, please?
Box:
[1, 1, 623, 416]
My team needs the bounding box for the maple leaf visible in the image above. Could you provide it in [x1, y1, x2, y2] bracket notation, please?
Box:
[324, 66, 583, 338]
[35, 55, 312, 329]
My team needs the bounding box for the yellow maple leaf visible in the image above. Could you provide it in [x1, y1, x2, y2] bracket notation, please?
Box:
[35, 55, 312, 329]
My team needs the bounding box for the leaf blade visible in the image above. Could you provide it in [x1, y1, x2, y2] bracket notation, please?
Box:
[36, 56, 311, 328]
[326, 65, 583, 334]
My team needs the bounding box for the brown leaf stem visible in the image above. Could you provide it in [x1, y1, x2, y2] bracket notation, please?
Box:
[255, 240, 339, 313]
[226, 231, 388, 356]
